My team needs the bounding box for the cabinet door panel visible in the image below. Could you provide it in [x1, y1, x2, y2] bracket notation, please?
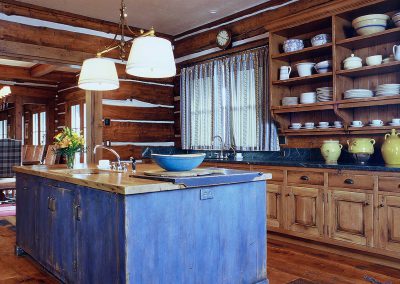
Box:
[328, 190, 373, 246]
[286, 187, 323, 237]
[267, 184, 282, 228]
[378, 195, 400, 252]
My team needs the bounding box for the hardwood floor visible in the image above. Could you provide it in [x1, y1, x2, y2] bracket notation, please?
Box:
[1, 217, 399, 284]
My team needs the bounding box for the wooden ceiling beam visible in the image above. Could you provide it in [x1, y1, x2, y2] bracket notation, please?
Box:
[0, 0, 173, 40]
[30, 64, 58, 77]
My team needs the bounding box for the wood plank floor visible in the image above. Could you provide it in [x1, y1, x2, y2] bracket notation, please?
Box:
[1, 217, 399, 284]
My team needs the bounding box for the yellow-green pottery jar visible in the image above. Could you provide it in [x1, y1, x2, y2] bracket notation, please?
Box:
[321, 140, 342, 164]
[347, 138, 375, 154]
[381, 129, 400, 166]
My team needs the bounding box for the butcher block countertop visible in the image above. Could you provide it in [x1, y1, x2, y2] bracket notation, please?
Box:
[14, 163, 270, 195]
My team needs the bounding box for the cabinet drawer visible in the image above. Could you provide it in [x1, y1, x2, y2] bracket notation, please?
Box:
[287, 171, 324, 186]
[251, 167, 283, 182]
[329, 173, 373, 190]
[379, 177, 400, 192]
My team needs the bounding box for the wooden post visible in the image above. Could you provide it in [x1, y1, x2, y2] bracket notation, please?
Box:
[46, 98, 56, 145]
[85, 91, 103, 164]
[14, 95, 23, 140]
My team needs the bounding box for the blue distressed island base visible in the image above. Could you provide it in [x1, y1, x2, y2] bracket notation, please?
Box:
[14, 165, 269, 284]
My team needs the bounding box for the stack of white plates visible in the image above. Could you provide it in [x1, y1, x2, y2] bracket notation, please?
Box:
[300, 92, 317, 104]
[282, 96, 298, 106]
[376, 84, 400, 97]
[344, 89, 374, 99]
[316, 87, 333, 102]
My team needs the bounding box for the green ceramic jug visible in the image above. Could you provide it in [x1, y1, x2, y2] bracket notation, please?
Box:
[382, 129, 400, 166]
[321, 140, 342, 164]
[347, 138, 375, 154]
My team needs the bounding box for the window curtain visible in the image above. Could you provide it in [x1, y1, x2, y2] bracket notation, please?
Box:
[180, 46, 279, 151]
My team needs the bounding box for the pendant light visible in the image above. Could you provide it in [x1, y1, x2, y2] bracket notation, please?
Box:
[78, 0, 176, 91]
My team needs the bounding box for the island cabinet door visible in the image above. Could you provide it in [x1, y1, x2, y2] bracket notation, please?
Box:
[16, 174, 38, 256]
[328, 190, 373, 247]
[285, 186, 324, 238]
[378, 195, 400, 253]
[36, 183, 76, 283]
[75, 186, 124, 284]
[267, 184, 282, 228]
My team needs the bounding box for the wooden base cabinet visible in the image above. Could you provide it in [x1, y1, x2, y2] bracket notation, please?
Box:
[378, 195, 400, 253]
[285, 187, 324, 238]
[328, 190, 373, 247]
[267, 184, 282, 228]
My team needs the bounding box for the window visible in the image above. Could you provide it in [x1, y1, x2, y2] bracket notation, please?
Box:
[180, 47, 279, 151]
[70, 103, 86, 162]
[32, 112, 46, 145]
[0, 120, 7, 139]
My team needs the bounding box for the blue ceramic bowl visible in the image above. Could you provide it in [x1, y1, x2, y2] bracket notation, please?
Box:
[151, 153, 206, 172]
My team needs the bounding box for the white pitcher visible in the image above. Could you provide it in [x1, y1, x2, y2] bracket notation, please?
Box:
[394, 45, 400, 61]
[279, 66, 292, 80]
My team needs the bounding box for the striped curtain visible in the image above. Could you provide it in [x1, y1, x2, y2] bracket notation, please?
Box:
[180, 47, 279, 151]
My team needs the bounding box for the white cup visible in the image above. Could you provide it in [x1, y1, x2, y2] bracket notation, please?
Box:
[319, 122, 329, 127]
[352, 120, 363, 126]
[392, 118, 400, 124]
[296, 62, 315, 77]
[334, 121, 342, 126]
[235, 153, 243, 160]
[98, 159, 110, 169]
[291, 123, 302, 129]
[305, 122, 314, 128]
[279, 66, 292, 80]
[366, 55, 382, 66]
[371, 119, 383, 126]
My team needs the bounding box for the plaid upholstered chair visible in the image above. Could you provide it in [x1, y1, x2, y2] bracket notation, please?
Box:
[0, 139, 22, 202]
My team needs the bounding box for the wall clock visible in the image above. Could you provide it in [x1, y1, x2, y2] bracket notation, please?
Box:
[216, 29, 232, 50]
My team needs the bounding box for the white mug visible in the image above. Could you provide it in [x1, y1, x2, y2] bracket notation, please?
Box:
[319, 122, 329, 127]
[291, 123, 302, 129]
[334, 121, 342, 126]
[394, 45, 400, 61]
[352, 120, 363, 126]
[305, 122, 314, 128]
[371, 119, 383, 126]
[392, 118, 400, 124]
[279, 66, 292, 80]
[235, 153, 243, 160]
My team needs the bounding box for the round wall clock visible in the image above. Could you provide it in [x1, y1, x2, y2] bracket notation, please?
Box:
[216, 29, 232, 50]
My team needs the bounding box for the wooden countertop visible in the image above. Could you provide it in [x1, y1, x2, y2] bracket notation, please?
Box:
[14, 163, 270, 195]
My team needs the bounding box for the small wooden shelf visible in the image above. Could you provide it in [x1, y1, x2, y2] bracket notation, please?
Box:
[337, 96, 400, 109]
[283, 127, 345, 136]
[272, 72, 332, 86]
[272, 101, 334, 113]
[336, 27, 400, 50]
[336, 61, 400, 78]
[348, 125, 400, 134]
[271, 43, 332, 62]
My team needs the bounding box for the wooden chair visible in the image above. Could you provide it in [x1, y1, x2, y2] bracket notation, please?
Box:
[43, 145, 58, 165]
[33, 145, 45, 162]
[23, 145, 36, 164]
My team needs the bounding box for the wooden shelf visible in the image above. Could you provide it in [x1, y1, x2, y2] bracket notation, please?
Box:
[271, 43, 332, 62]
[283, 127, 345, 136]
[337, 96, 400, 109]
[272, 72, 332, 86]
[272, 102, 334, 113]
[336, 61, 400, 78]
[336, 27, 400, 50]
[348, 125, 400, 134]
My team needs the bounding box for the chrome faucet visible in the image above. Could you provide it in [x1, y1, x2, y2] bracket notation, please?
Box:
[93, 145, 122, 170]
[212, 135, 224, 159]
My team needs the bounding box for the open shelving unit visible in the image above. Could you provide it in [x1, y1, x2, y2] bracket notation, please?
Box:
[269, 0, 400, 139]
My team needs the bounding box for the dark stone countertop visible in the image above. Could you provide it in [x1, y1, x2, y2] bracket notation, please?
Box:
[204, 158, 400, 173]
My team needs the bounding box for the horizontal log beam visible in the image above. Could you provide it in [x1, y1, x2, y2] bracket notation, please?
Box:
[103, 105, 174, 121]
[30, 64, 57, 77]
[103, 122, 174, 142]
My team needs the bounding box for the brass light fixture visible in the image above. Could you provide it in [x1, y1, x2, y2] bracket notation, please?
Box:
[78, 0, 176, 91]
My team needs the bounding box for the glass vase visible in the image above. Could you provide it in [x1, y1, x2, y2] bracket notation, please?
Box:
[66, 153, 75, 169]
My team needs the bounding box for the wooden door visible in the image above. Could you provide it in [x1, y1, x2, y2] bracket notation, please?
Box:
[378, 195, 400, 253]
[285, 186, 324, 237]
[328, 190, 373, 246]
[267, 184, 282, 228]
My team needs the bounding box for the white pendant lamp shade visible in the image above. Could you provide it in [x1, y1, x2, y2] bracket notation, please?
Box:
[126, 36, 176, 78]
[78, 57, 120, 91]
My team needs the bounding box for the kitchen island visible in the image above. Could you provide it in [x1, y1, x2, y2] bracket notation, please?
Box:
[14, 164, 270, 284]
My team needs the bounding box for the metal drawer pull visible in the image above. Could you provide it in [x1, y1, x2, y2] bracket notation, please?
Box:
[364, 201, 370, 206]
[344, 179, 354, 185]
[300, 176, 309, 181]
[47, 197, 52, 210]
[48, 197, 56, 212]
[75, 205, 82, 221]
[379, 203, 385, 208]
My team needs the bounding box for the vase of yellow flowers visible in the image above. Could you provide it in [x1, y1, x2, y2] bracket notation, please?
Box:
[54, 127, 85, 169]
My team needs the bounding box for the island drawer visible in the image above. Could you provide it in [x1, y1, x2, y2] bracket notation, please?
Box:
[379, 177, 400, 192]
[251, 166, 283, 182]
[287, 171, 324, 186]
[328, 173, 373, 190]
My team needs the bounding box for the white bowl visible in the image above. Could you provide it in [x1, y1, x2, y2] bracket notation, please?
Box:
[352, 14, 389, 36]
[366, 55, 382, 66]
[296, 62, 315, 77]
